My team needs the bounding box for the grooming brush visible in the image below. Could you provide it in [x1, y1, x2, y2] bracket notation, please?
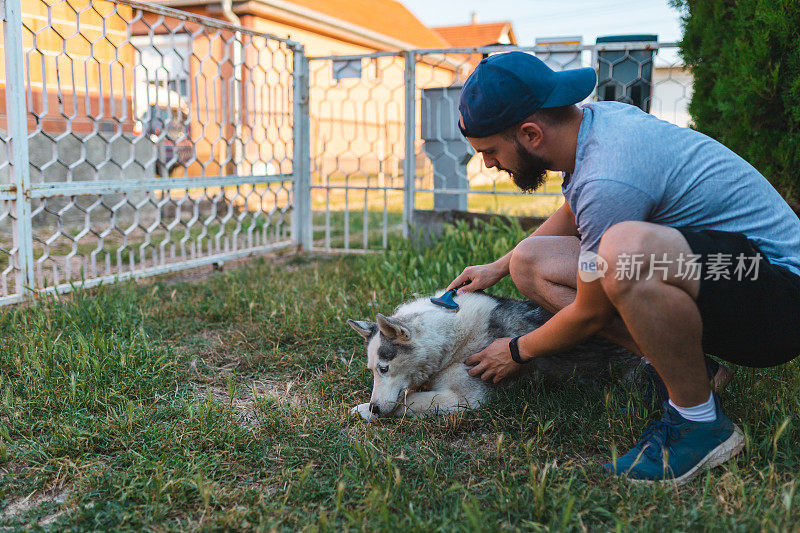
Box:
[430, 282, 470, 310]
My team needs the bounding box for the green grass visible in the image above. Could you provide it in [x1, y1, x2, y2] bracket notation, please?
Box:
[312, 173, 565, 219]
[1, 219, 800, 530]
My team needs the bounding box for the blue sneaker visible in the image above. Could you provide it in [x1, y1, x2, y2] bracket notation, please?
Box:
[604, 394, 744, 485]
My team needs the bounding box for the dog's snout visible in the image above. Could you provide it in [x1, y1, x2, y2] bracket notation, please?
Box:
[369, 402, 381, 415]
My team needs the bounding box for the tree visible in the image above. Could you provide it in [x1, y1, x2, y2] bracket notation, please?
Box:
[671, 0, 800, 205]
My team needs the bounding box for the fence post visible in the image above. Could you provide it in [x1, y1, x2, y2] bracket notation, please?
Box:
[402, 50, 416, 239]
[3, 0, 34, 296]
[589, 44, 599, 101]
[292, 44, 312, 251]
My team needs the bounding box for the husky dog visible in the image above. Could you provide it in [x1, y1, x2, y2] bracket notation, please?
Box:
[347, 290, 637, 419]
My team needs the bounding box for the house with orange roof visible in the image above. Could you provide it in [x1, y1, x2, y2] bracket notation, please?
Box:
[433, 13, 517, 48]
[154, 0, 450, 55]
[4, 0, 453, 171]
[432, 13, 517, 72]
[137, 0, 460, 180]
[6, 0, 477, 189]
[1, 1, 136, 137]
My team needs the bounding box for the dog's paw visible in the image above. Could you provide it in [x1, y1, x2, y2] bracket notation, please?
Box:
[351, 402, 374, 421]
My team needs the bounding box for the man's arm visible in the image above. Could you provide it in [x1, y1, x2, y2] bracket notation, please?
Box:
[516, 274, 614, 358]
[533, 201, 580, 238]
[446, 202, 579, 292]
[465, 275, 616, 382]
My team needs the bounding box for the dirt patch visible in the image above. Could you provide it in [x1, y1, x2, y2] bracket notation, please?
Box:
[448, 431, 498, 457]
[0, 485, 71, 527]
[186, 330, 243, 370]
[182, 325, 270, 379]
[191, 378, 305, 425]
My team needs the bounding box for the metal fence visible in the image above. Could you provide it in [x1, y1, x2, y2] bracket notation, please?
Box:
[307, 41, 691, 252]
[1, 0, 308, 305]
[2, 0, 694, 305]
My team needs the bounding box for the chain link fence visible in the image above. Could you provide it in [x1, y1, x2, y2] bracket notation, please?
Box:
[1, 0, 305, 304]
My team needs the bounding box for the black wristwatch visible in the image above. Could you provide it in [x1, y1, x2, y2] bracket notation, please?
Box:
[509, 335, 530, 364]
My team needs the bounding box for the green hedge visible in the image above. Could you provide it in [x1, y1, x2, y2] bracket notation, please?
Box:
[670, 0, 800, 205]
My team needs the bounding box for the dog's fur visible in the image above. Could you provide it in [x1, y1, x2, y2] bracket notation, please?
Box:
[348, 290, 637, 419]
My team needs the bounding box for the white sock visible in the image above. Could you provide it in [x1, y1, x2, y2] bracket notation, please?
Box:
[669, 392, 717, 423]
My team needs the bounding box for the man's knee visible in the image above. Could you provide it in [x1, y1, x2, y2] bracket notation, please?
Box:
[509, 236, 580, 299]
[598, 221, 694, 300]
[509, 237, 545, 285]
[598, 222, 661, 299]
[597, 221, 657, 260]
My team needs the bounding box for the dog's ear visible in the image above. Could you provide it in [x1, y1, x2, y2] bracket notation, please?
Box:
[376, 314, 411, 343]
[347, 319, 376, 339]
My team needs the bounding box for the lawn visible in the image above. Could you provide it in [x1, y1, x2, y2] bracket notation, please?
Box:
[0, 220, 798, 530]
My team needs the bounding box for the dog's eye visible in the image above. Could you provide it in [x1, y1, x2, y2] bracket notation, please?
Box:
[378, 365, 389, 374]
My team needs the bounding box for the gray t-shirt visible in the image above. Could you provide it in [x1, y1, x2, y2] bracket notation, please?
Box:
[563, 101, 800, 277]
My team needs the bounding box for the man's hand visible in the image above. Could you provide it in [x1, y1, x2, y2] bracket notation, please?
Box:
[446, 261, 507, 294]
[446, 203, 579, 295]
[464, 337, 523, 383]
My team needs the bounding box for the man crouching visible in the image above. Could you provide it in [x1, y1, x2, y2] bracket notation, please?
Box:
[449, 52, 800, 485]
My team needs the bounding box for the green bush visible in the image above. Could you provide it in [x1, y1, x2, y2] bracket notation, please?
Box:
[671, 0, 800, 204]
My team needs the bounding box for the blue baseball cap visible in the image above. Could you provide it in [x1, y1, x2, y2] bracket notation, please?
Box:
[458, 51, 597, 138]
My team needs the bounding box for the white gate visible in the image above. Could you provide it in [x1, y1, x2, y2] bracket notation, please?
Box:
[0, 0, 309, 305]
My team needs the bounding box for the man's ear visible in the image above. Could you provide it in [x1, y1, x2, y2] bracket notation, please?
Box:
[376, 314, 411, 343]
[347, 319, 376, 340]
[518, 120, 544, 148]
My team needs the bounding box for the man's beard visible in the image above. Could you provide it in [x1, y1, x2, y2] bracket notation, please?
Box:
[505, 141, 551, 192]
